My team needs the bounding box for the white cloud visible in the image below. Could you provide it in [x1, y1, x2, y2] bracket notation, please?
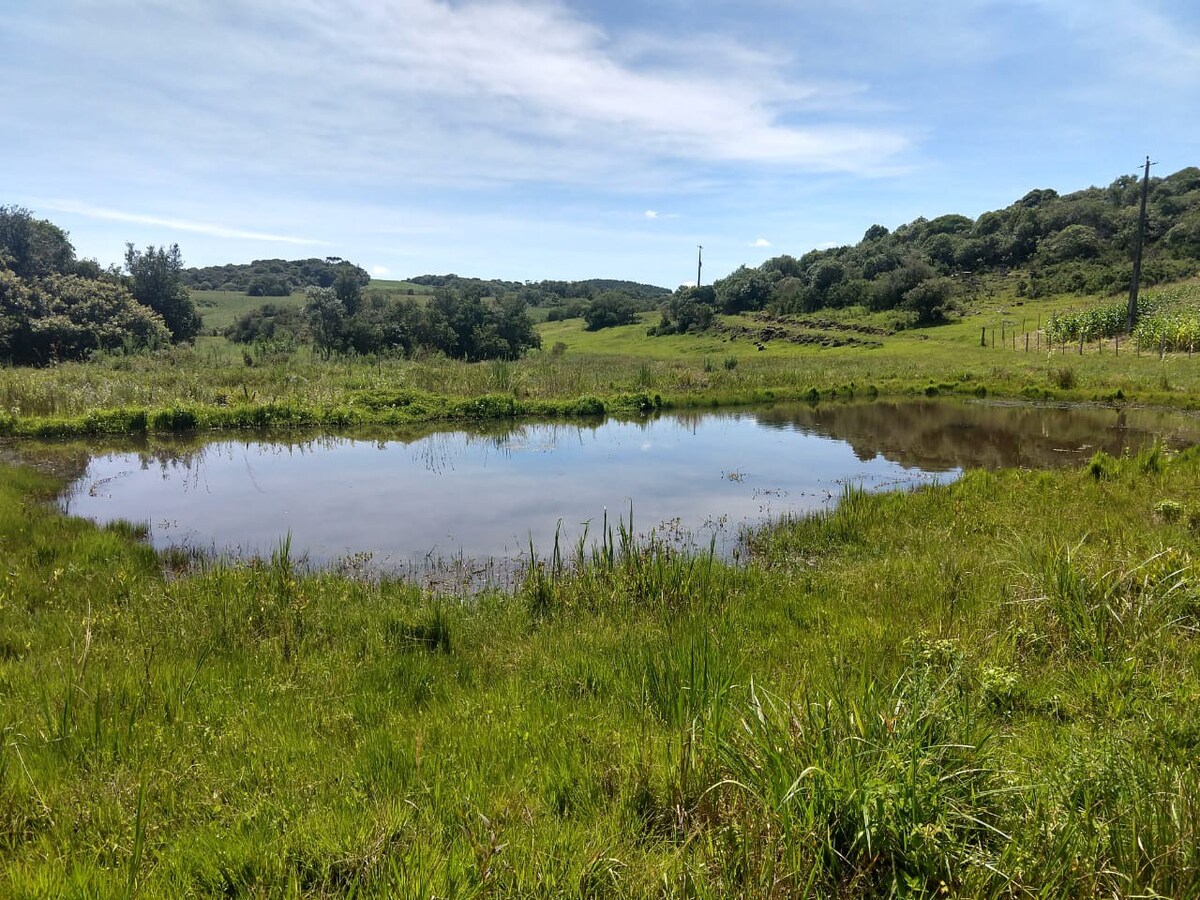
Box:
[371, 265, 391, 277]
[645, 210, 659, 219]
[40, 200, 325, 245]
[9, 0, 911, 193]
[751, 238, 772, 247]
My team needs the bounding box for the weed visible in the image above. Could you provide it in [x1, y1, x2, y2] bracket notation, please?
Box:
[1155, 498, 1186, 523]
[1087, 450, 1119, 481]
[1051, 366, 1077, 389]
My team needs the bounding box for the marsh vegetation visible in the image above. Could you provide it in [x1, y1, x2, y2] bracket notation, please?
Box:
[2, 439, 1200, 895]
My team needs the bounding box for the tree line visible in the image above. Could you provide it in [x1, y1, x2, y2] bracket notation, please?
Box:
[229, 279, 541, 361]
[182, 257, 371, 296]
[0, 206, 200, 364]
[653, 166, 1200, 335]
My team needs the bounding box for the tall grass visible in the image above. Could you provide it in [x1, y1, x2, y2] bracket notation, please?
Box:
[2, 443, 1200, 894]
[7, 282, 1200, 439]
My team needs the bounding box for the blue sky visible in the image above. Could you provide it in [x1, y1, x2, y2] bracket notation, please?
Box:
[3, 0, 1198, 287]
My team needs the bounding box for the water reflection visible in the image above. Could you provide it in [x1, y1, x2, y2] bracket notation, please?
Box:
[49, 399, 1200, 575]
[750, 400, 1198, 470]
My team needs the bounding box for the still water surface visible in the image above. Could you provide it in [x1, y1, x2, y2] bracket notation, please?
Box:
[61, 400, 1200, 572]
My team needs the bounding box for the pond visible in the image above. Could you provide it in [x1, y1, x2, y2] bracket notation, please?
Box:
[54, 399, 1200, 577]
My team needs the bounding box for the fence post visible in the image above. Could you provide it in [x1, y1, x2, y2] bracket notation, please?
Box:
[1025, 333, 1029, 352]
[1079, 334, 1084, 355]
[1161, 334, 1166, 360]
[980, 326, 986, 348]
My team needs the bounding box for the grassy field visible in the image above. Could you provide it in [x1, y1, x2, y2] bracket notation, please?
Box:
[2, 280, 1198, 440]
[193, 290, 307, 335]
[2, 438, 1199, 895]
[2, 278, 1200, 894]
[193, 281, 436, 335]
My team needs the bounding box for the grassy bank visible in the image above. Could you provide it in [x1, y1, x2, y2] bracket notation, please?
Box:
[1, 326, 1199, 439]
[2, 441, 1199, 895]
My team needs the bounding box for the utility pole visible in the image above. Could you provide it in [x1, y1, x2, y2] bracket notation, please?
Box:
[1127, 155, 1155, 332]
[696, 245, 703, 288]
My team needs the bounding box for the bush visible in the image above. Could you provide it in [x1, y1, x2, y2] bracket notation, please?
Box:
[583, 292, 638, 330]
[0, 271, 170, 364]
[1051, 367, 1077, 390]
[225, 303, 307, 344]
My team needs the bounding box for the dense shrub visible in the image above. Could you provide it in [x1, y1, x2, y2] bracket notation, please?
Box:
[0, 270, 170, 364]
[225, 303, 307, 344]
[583, 292, 638, 330]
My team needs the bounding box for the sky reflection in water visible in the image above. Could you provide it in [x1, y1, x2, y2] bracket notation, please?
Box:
[61, 400, 1200, 571]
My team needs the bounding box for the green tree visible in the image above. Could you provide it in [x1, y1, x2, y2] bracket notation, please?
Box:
[714, 266, 773, 314]
[1038, 224, 1100, 263]
[124, 243, 201, 342]
[495, 296, 541, 357]
[247, 274, 290, 297]
[902, 276, 957, 325]
[0, 206, 76, 279]
[303, 286, 347, 357]
[334, 265, 364, 316]
[583, 292, 638, 330]
[652, 287, 715, 335]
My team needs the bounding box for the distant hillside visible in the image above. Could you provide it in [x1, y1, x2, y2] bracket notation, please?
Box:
[407, 274, 671, 305]
[678, 165, 1200, 331]
[183, 257, 370, 296]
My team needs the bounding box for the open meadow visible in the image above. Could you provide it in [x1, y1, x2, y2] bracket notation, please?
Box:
[2, 280, 1200, 438]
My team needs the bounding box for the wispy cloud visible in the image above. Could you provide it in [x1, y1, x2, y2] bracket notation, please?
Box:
[41, 201, 325, 245]
[8, 0, 911, 193]
[645, 210, 680, 220]
[751, 237, 772, 247]
[1023, 0, 1200, 87]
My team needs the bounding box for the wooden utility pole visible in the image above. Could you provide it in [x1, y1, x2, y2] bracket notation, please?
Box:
[1127, 156, 1155, 332]
[696, 245, 703, 288]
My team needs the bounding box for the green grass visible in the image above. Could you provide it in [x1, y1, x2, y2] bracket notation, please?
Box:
[3, 279, 1200, 440]
[193, 281, 436, 335]
[192, 289, 308, 334]
[2, 436, 1200, 895]
[363, 279, 436, 296]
